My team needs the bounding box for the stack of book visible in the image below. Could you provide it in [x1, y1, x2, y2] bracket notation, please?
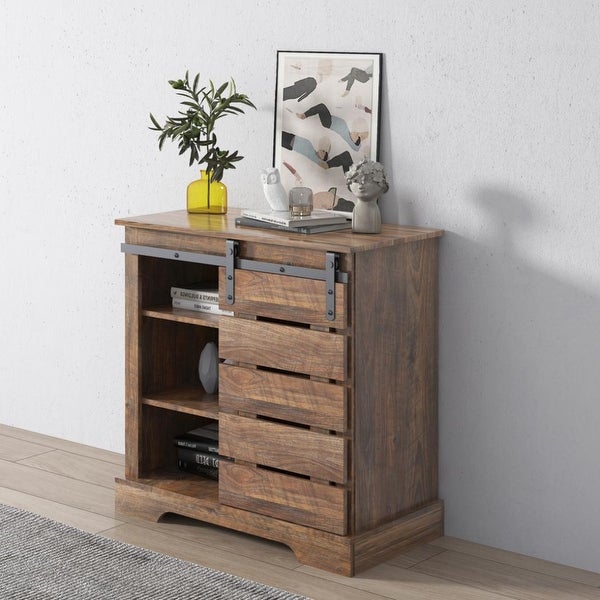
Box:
[236, 208, 351, 234]
[171, 283, 233, 316]
[174, 423, 228, 480]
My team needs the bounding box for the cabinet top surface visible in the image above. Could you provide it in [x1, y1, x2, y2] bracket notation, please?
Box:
[115, 209, 443, 253]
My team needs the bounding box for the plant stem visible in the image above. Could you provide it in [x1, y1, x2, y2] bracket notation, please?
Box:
[206, 168, 211, 209]
[206, 137, 212, 208]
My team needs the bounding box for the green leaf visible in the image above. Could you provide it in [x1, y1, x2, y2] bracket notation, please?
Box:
[150, 72, 256, 169]
[149, 113, 163, 129]
[216, 81, 229, 97]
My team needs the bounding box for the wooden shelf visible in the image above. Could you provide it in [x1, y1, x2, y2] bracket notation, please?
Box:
[142, 387, 219, 419]
[143, 306, 223, 328]
[133, 467, 219, 501]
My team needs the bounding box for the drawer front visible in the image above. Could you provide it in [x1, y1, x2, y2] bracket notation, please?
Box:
[219, 364, 347, 432]
[219, 269, 347, 328]
[219, 318, 346, 381]
[220, 413, 347, 483]
[219, 462, 348, 535]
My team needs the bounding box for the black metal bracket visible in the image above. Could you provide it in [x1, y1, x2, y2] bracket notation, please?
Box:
[325, 252, 337, 321]
[224, 239, 237, 305]
[121, 241, 347, 320]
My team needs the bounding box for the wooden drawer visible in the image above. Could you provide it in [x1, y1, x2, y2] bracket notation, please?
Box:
[219, 318, 346, 381]
[219, 269, 347, 328]
[219, 413, 347, 483]
[219, 364, 347, 432]
[219, 462, 348, 535]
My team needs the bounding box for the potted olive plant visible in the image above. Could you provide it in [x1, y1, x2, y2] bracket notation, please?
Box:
[150, 72, 256, 214]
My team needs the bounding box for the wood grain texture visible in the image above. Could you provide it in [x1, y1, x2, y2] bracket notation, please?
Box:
[0, 458, 117, 518]
[220, 413, 347, 483]
[0, 487, 124, 534]
[219, 317, 346, 380]
[141, 317, 217, 395]
[219, 462, 348, 535]
[18, 450, 123, 489]
[124, 252, 142, 479]
[353, 501, 444, 573]
[117, 209, 443, 253]
[5, 425, 597, 599]
[114, 477, 444, 577]
[0, 434, 53, 462]
[142, 390, 219, 419]
[352, 238, 440, 532]
[100, 523, 380, 600]
[413, 549, 600, 600]
[115, 478, 356, 576]
[0, 424, 124, 465]
[117, 212, 445, 576]
[142, 306, 222, 328]
[429, 536, 600, 587]
[220, 268, 347, 328]
[219, 364, 347, 431]
[297, 560, 516, 600]
[124, 226, 226, 258]
[142, 386, 219, 420]
[140, 406, 200, 475]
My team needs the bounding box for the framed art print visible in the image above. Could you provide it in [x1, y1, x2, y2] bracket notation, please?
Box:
[274, 51, 382, 215]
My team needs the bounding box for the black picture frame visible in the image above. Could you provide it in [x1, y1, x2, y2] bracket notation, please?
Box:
[273, 51, 382, 215]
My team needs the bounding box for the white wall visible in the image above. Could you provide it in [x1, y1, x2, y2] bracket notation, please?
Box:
[1, 0, 599, 574]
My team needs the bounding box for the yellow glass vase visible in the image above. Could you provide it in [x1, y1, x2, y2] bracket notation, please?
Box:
[187, 170, 227, 214]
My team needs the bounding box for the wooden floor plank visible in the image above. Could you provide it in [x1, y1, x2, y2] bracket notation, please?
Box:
[386, 543, 447, 568]
[298, 562, 516, 600]
[2, 423, 599, 600]
[102, 522, 384, 600]
[0, 458, 117, 518]
[430, 536, 600, 587]
[137, 513, 302, 570]
[0, 433, 54, 461]
[0, 486, 123, 533]
[413, 550, 600, 600]
[0, 424, 124, 465]
[18, 449, 124, 489]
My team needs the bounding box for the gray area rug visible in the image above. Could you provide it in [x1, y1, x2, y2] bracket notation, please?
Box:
[0, 504, 311, 599]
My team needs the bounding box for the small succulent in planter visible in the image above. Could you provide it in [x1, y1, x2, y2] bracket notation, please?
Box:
[149, 71, 256, 213]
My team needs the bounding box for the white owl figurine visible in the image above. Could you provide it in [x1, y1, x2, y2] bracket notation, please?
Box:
[260, 168, 288, 211]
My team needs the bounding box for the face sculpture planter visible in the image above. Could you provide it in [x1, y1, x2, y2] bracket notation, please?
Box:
[345, 159, 389, 234]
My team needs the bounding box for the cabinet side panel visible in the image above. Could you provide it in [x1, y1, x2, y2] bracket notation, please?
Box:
[124, 252, 142, 479]
[353, 239, 439, 532]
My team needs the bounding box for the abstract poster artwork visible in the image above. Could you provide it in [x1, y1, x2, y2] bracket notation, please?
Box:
[274, 51, 382, 215]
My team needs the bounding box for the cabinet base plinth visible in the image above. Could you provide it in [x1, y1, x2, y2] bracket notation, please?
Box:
[115, 478, 443, 576]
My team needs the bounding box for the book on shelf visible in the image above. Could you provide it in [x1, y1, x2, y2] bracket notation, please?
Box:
[173, 431, 219, 454]
[235, 216, 351, 234]
[177, 459, 219, 480]
[184, 423, 219, 441]
[177, 447, 221, 469]
[172, 297, 234, 316]
[171, 284, 219, 303]
[240, 208, 350, 228]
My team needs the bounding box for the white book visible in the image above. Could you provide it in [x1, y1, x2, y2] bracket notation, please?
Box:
[171, 284, 219, 303]
[235, 216, 351, 234]
[241, 208, 349, 228]
[172, 297, 233, 316]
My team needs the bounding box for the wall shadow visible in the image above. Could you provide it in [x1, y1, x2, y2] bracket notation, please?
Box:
[438, 184, 600, 571]
[377, 55, 419, 227]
